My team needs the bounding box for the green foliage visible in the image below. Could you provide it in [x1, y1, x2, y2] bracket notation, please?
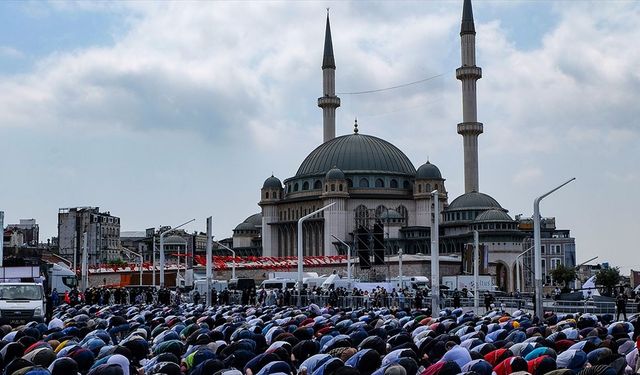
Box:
[106, 258, 127, 266]
[550, 264, 577, 293]
[595, 267, 621, 297]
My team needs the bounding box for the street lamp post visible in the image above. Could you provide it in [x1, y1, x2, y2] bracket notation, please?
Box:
[121, 247, 143, 286]
[534, 178, 575, 317]
[81, 233, 88, 291]
[473, 230, 479, 310]
[152, 236, 156, 288]
[399, 249, 404, 290]
[297, 203, 335, 306]
[431, 189, 440, 315]
[160, 219, 196, 288]
[206, 217, 213, 307]
[331, 235, 351, 289]
[212, 240, 236, 280]
[516, 244, 535, 293]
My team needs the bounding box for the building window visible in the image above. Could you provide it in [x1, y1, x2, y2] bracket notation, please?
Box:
[426, 183, 431, 192]
[403, 180, 410, 189]
[541, 245, 545, 254]
[293, 183, 299, 192]
[390, 179, 398, 188]
[302, 181, 309, 190]
[339, 184, 343, 191]
[359, 178, 369, 188]
[265, 192, 269, 199]
[375, 178, 384, 188]
[397, 205, 408, 221]
[314, 180, 322, 189]
[418, 184, 422, 193]
[355, 205, 369, 228]
[331, 184, 335, 191]
[347, 178, 353, 188]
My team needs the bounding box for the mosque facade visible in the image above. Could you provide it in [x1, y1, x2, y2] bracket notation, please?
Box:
[230, 0, 576, 292]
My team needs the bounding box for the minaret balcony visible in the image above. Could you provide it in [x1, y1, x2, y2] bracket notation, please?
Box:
[456, 66, 482, 80]
[317, 96, 341, 108]
[457, 122, 483, 135]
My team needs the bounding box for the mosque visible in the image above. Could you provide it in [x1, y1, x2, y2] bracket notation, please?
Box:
[228, 0, 574, 292]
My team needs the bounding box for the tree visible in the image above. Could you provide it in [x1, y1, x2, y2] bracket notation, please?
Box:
[550, 264, 577, 293]
[595, 267, 621, 297]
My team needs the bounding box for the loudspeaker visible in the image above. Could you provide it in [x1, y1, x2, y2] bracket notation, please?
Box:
[356, 226, 371, 269]
[373, 222, 385, 265]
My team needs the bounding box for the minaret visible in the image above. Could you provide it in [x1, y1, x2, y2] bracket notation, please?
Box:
[456, 0, 483, 193]
[318, 12, 341, 143]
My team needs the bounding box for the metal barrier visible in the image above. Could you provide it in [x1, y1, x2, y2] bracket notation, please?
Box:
[187, 292, 640, 317]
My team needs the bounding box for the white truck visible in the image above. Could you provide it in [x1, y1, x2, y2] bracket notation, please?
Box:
[389, 276, 430, 292]
[441, 275, 497, 292]
[0, 283, 45, 325]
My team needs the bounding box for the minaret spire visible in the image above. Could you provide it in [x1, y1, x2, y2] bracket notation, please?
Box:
[456, 0, 483, 193]
[318, 11, 341, 143]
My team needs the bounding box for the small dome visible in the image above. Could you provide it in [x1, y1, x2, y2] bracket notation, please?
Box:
[164, 235, 187, 245]
[325, 167, 345, 180]
[380, 209, 403, 220]
[416, 161, 442, 180]
[234, 222, 257, 231]
[263, 175, 282, 189]
[474, 209, 513, 222]
[234, 213, 262, 231]
[447, 191, 503, 211]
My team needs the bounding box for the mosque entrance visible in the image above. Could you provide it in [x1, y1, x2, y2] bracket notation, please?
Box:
[495, 262, 509, 292]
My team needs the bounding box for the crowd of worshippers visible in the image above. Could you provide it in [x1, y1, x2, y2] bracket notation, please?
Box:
[2, 299, 640, 375]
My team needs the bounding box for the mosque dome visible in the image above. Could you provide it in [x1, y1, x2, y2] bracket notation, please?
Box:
[447, 191, 503, 211]
[325, 167, 345, 180]
[262, 175, 282, 189]
[416, 161, 442, 180]
[234, 213, 262, 231]
[474, 209, 512, 222]
[294, 133, 416, 178]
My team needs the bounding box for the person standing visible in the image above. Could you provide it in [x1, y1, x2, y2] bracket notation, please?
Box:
[616, 293, 627, 321]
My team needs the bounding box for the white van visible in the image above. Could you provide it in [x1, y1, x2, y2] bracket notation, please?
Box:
[260, 279, 296, 290]
[0, 283, 45, 325]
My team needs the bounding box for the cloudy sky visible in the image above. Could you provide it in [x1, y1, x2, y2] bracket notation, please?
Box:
[0, 1, 638, 273]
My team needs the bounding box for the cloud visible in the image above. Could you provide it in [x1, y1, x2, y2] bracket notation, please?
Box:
[0, 46, 24, 59]
[512, 167, 543, 185]
[0, 1, 639, 273]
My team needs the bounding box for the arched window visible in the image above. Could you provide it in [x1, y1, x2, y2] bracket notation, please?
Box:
[339, 184, 343, 191]
[314, 180, 322, 189]
[347, 179, 353, 188]
[418, 184, 422, 193]
[359, 178, 369, 188]
[403, 180, 410, 189]
[375, 178, 384, 188]
[265, 192, 269, 199]
[355, 205, 369, 228]
[396, 205, 408, 221]
[426, 183, 431, 192]
[293, 183, 299, 192]
[331, 184, 335, 191]
[325, 185, 328, 192]
[302, 181, 309, 190]
[390, 179, 398, 188]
